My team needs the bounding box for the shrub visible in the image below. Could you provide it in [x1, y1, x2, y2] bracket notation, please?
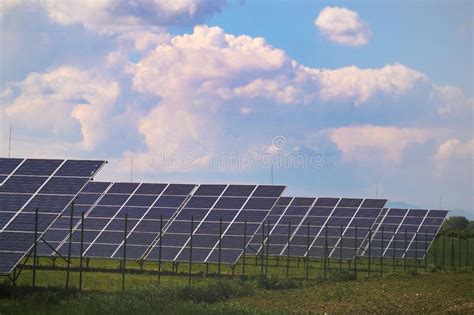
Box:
[255, 274, 303, 290]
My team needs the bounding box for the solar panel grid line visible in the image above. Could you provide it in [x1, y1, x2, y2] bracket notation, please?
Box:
[171, 184, 230, 262]
[402, 209, 433, 259]
[357, 208, 390, 256]
[278, 197, 318, 256]
[202, 185, 259, 263]
[303, 198, 342, 257]
[380, 209, 412, 257]
[204, 185, 266, 264]
[0, 159, 106, 275]
[0, 158, 25, 186]
[109, 184, 171, 259]
[50, 182, 114, 257]
[0, 160, 67, 233]
[416, 210, 447, 259]
[328, 198, 366, 258]
[82, 184, 143, 257]
[141, 184, 200, 260]
[249, 196, 294, 254]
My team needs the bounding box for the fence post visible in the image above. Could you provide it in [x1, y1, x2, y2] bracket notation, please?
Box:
[265, 221, 270, 277]
[404, 228, 409, 273]
[121, 214, 128, 290]
[381, 226, 384, 277]
[158, 215, 163, 284]
[424, 229, 428, 271]
[415, 231, 418, 269]
[79, 211, 85, 291]
[32, 207, 39, 288]
[306, 222, 310, 279]
[458, 235, 462, 268]
[323, 225, 328, 279]
[218, 218, 222, 278]
[260, 222, 265, 275]
[287, 221, 291, 277]
[442, 233, 446, 271]
[188, 216, 194, 285]
[451, 235, 455, 270]
[393, 228, 396, 273]
[368, 228, 372, 277]
[466, 235, 469, 267]
[242, 220, 247, 280]
[339, 224, 343, 273]
[354, 225, 358, 278]
[66, 202, 74, 289]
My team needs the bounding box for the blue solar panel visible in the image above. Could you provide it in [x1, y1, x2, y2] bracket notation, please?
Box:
[193, 184, 227, 196]
[135, 183, 167, 195]
[14, 159, 62, 176]
[98, 194, 129, 206]
[0, 176, 48, 193]
[223, 185, 255, 197]
[360, 208, 448, 259]
[162, 184, 195, 196]
[81, 182, 111, 193]
[244, 198, 278, 210]
[0, 158, 23, 174]
[0, 194, 32, 212]
[214, 197, 247, 209]
[186, 196, 218, 208]
[107, 183, 140, 194]
[23, 195, 74, 213]
[55, 160, 105, 177]
[0, 158, 105, 275]
[39, 177, 89, 195]
[252, 185, 286, 197]
[125, 195, 158, 207]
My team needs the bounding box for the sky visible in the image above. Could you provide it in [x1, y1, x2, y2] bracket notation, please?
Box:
[0, 0, 472, 218]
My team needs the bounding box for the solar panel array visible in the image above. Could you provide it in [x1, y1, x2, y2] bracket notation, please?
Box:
[0, 157, 452, 275]
[359, 208, 448, 259]
[249, 197, 387, 259]
[145, 184, 285, 264]
[0, 158, 105, 274]
[38, 182, 196, 260]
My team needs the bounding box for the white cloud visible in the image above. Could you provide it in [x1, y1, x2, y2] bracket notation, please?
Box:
[315, 6, 372, 46]
[2, 66, 119, 150]
[329, 125, 431, 164]
[433, 85, 474, 116]
[2, 25, 470, 174]
[40, 0, 226, 34]
[435, 138, 473, 162]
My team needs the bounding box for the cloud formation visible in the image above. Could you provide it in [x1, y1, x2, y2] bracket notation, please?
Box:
[329, 125, 431, 164]
[45, 0, 226, 34]
[315, 6, 372, 46]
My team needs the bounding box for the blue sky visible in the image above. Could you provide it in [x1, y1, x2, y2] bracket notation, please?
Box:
[0, 1, 472, 217]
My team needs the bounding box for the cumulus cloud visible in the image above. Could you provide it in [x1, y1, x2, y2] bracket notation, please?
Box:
[315, 6, 372, 46]
[329, 125, 431, 164]
[40, 0, 226, 34]
[2, 67, 119, 150]
[2, 25, 471, 173]
[435, 138, 473, 162]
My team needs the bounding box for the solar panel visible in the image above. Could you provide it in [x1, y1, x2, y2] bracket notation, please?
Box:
[359, 208, 448, 259]
[0, 158, 105, 275]
[249, 197, 386, 260]
[145, 185, 285, 264]
[40, 182, 197, 261]
[248, 197, 316, 256]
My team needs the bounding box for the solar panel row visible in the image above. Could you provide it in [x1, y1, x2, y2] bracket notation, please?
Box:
[0, 158, 106, 275]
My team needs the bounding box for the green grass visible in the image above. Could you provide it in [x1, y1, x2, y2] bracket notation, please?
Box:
[1, 271, 473, 314]
[0, 237, 472, 314]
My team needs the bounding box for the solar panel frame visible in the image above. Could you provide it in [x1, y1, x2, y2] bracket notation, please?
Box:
[359, 208, 448, 259]
[0, 158, 106, 275]
[144, 184, 285, 265]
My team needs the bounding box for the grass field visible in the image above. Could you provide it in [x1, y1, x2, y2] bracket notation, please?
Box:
[0, 236, 472, 314]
